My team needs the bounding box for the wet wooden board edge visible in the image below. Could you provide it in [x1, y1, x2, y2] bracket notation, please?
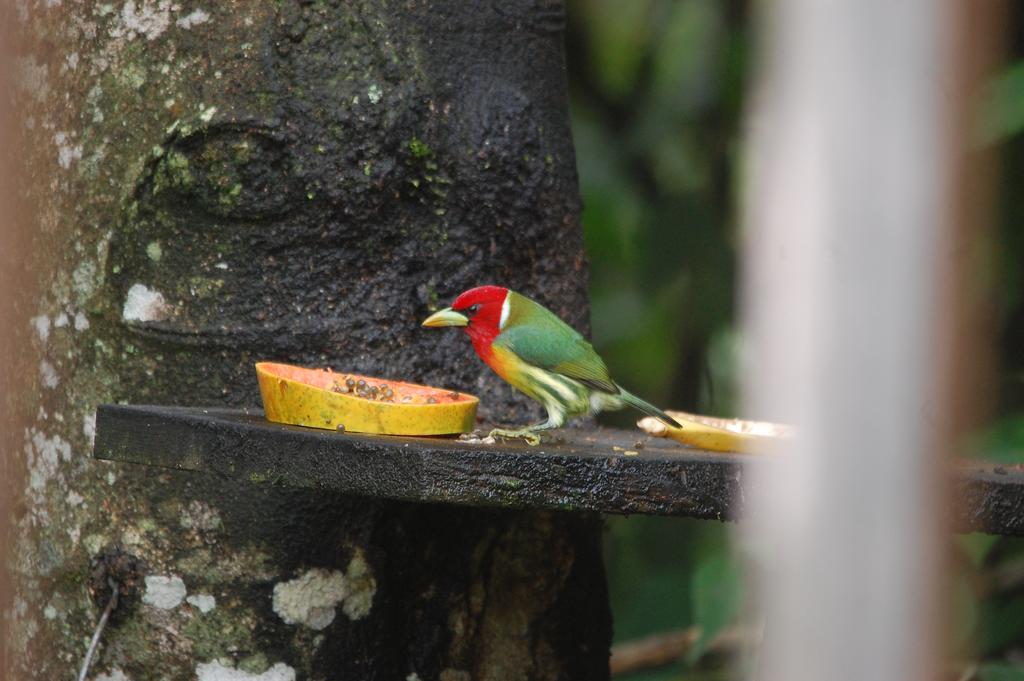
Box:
[93, 404, 1024, 534]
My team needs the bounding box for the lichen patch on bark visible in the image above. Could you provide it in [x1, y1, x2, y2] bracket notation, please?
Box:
[142, 574, 187, 609]
[195, 660, 296, 681]
[271, 550, 377, 629]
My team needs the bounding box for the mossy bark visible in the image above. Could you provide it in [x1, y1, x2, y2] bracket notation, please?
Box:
[5, 1, 607, 680]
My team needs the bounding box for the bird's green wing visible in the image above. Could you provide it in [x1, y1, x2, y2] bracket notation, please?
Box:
[493, 319, 618, 394]
[552, 349, 618, 394]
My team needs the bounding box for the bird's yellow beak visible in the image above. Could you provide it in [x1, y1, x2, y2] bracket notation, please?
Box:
[421, 307, 469, 328]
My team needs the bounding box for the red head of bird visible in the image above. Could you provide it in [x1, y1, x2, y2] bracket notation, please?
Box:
[422, 285, 509, 359]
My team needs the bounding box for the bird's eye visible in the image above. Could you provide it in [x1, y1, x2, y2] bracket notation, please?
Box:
[467, 304, 481, 316]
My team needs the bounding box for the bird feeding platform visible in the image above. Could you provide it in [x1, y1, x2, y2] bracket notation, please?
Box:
[94, 404, 1024, 535]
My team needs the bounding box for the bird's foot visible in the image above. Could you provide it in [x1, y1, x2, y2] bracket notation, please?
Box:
[488, 427, 543, 446]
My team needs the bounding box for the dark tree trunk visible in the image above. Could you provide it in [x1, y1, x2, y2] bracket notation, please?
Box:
[6, 1, 607, 679]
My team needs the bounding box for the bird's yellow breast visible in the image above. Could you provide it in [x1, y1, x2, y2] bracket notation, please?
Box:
[489, 344, 593, 417]
[488, 344, 539, 398]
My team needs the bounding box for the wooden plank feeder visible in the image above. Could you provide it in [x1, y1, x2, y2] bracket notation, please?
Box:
[94, 404, 1024, 535]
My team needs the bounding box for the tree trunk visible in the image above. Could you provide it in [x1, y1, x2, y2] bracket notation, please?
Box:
[5, 1, 607, 679]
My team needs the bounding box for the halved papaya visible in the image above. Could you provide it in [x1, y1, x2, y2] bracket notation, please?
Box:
[637, 410, 793, 453]
[256, 362, 478, 435]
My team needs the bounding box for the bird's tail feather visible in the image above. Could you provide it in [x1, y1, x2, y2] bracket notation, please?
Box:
[618, 388, 682, 429]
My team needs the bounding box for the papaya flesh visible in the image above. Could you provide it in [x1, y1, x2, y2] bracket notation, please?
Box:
[637, 410, 794, 454]
[256, 362, 478, 436]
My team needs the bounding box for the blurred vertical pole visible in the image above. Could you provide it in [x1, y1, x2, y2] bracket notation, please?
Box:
[0, 1, 23, 676]
[743, 2, 1001, 681]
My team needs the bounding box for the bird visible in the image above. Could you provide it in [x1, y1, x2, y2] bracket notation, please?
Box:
[422, 285, 682, 445]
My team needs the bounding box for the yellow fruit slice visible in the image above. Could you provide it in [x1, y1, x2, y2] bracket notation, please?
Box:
[637, 410, 794, 454]
[256, 362, 478, 436]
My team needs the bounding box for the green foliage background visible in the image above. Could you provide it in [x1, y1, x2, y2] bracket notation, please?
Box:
[565, 1, 1024, 679]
